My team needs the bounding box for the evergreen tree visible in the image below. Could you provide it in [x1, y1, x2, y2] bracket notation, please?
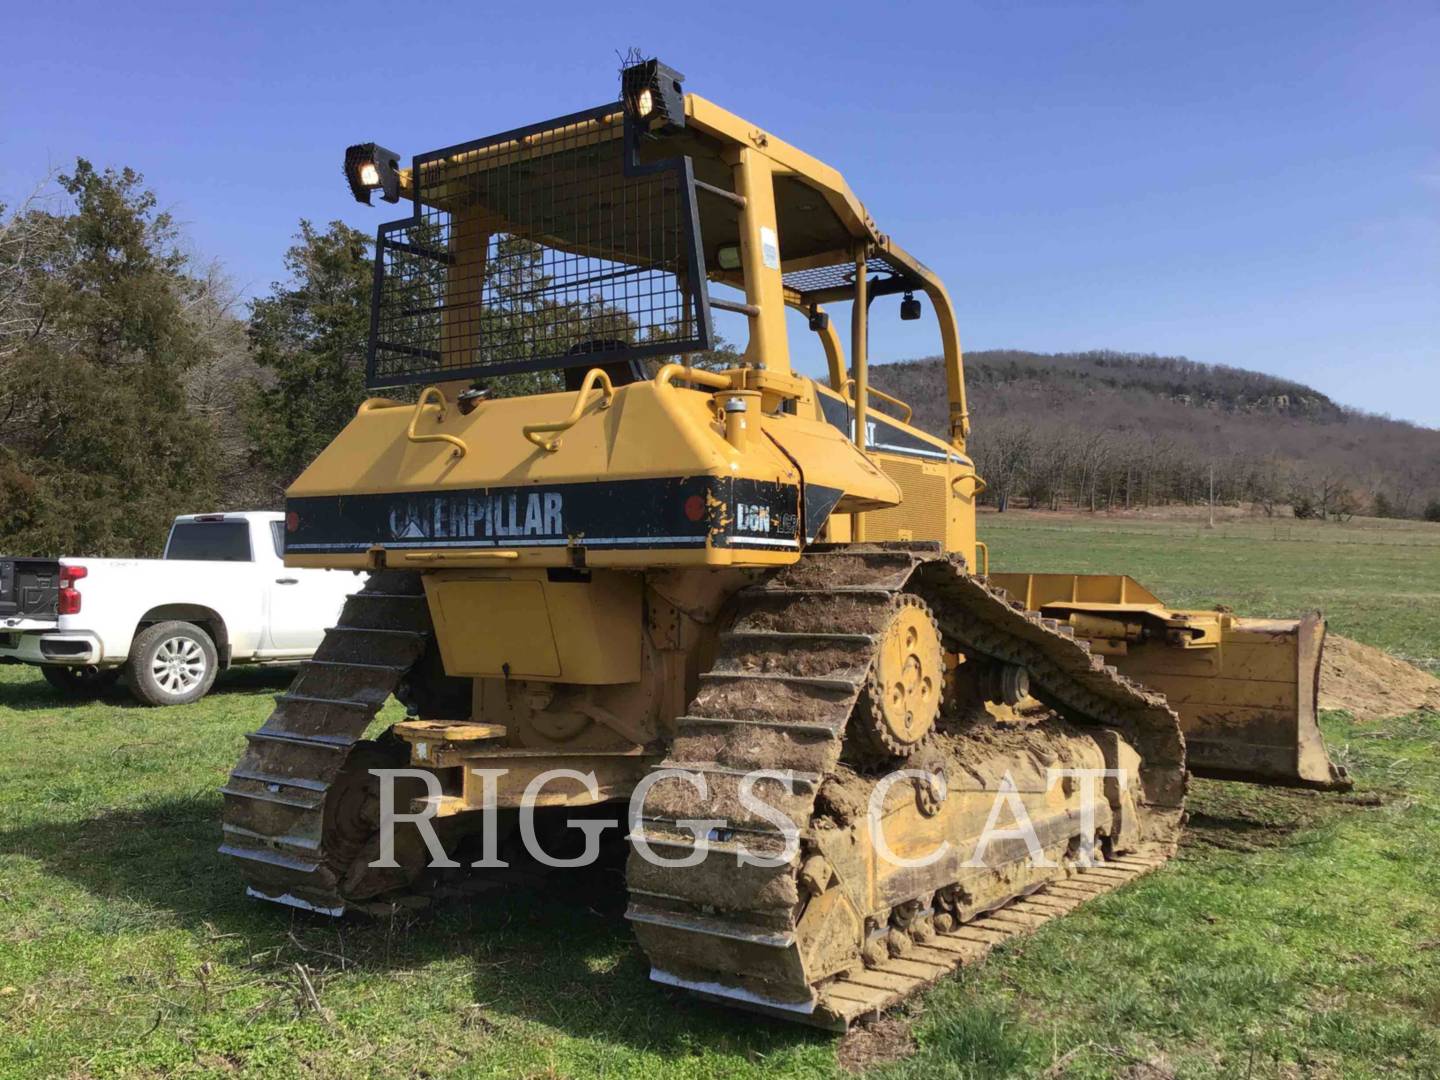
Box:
[245, 221, 373, 499]
[0, 161, 218, 556]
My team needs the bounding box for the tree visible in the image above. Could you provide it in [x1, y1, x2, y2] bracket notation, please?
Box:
[245, 221, 374, 501]
[182, 263, 269, 507]
[0, 161, 219, 556]
[971, 418, 1033, 511]
[1425, 500, 1440, 524]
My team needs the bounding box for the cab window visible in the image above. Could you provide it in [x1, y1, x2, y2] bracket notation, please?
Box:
[164, 522, 252, 562]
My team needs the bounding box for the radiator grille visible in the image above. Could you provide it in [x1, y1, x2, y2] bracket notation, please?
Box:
[863, 458, 948, 544]
[368, 106, 711, 388]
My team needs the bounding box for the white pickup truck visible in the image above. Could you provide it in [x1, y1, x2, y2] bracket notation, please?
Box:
[0, 512, 360, 705]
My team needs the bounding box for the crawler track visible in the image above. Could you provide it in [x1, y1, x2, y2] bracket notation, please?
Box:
[694, 850, 1170, 1031]
[219, 571, 433, 915]
[625, 543, 1187, 1028]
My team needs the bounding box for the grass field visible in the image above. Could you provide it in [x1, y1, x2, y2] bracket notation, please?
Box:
[1, 511, 1438, 1078]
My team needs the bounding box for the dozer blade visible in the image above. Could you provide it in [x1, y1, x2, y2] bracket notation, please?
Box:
[990, 575, 1349, 791]
[1114, 611, 1348, 790]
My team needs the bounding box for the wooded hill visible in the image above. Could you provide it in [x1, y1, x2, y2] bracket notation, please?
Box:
[871, 350, 1440, 520]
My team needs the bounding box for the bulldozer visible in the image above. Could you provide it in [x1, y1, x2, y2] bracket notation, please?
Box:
[221, 60, 1348, 1030]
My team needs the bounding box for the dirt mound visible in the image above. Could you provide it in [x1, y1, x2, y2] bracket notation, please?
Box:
[1320, 635, 1440, 721]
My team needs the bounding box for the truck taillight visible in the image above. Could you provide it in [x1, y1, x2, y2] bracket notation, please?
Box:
[58, 565, 87, 615]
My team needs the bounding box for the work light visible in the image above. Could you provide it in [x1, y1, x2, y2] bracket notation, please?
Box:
[622, 58, 686, 132]
[344, 143, 402, 205]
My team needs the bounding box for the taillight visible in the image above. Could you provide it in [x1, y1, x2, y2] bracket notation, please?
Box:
[58, 565, 86, 615]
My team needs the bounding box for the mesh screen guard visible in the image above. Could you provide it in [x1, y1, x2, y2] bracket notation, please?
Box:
[367, 106, 713, 388]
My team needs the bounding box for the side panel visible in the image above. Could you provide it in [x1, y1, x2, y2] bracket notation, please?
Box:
[858, 454, 977, 563]
[423, 569, 641, 684]
[54, 559, 264, 662]
[810, 387, 978, 564]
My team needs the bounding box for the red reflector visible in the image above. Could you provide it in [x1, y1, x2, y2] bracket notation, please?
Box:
[285, 510, 299, 533]
[58, 564, 86, 615]
[683, 494, 706, 523]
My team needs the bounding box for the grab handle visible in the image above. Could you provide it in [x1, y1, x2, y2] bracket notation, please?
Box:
[841, 377, 913, 424]
[406, 387, 468, 459]
[523, 368, 615, 452]
[952, 473, 988, 497]
[654, 363, 732, 391]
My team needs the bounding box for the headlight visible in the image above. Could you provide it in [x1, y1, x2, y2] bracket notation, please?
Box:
[621, 58, 686, 132]
[344, 142, 402, 205]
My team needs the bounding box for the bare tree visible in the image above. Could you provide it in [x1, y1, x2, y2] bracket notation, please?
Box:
[180, 260, 271, 507]
[0, 173, 61, 360]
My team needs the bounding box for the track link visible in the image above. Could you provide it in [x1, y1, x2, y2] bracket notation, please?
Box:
[626, 543, 1187, 1026]
[694, 851, 1170, 1031]
[219, 571, 431, 915]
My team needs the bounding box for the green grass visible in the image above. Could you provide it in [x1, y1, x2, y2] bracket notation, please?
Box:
[2, 512, 1439, 1078]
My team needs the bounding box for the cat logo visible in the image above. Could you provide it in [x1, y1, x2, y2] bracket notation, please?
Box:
[390, 506, 428, 539]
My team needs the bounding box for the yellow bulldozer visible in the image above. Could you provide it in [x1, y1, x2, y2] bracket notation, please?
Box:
[221, 60, 1347, 1030]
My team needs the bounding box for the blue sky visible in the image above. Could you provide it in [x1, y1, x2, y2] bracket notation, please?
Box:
[4, 1, 1436, 424]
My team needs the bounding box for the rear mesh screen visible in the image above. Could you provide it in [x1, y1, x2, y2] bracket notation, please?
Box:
[368, 105, 711, 388]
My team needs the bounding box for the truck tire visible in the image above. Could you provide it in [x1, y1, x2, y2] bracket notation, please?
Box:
[126, 621, 219, 706]
[41, 665, 122, 699]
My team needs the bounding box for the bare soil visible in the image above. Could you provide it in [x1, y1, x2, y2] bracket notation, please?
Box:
[837, 1015, 917, 1072]
[1320, 634, 1440, 721]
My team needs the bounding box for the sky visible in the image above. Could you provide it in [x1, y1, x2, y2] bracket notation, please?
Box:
[3, 0, 1436, 425]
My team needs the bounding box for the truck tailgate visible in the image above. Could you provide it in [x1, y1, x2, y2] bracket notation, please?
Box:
[0, 557, 59, 626]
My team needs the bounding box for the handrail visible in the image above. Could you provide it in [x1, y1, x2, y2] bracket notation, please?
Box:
[358, 397, 407, 413]
[654, 363, 732, 391]
[406, 387, 468, 458]
[841, 377, 913, 424]
[523, 367, 615, 451]
[953, 473, 988, 497]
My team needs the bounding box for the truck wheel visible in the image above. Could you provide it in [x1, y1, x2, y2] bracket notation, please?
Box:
[41, 665, 122, 698]
[126, 621, 218, 706]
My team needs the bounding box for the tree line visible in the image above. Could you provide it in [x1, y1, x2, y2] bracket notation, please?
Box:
[873, 353, 1440, 521]
[0, 163, 372, 556]
[2, 162, 1436, 559]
